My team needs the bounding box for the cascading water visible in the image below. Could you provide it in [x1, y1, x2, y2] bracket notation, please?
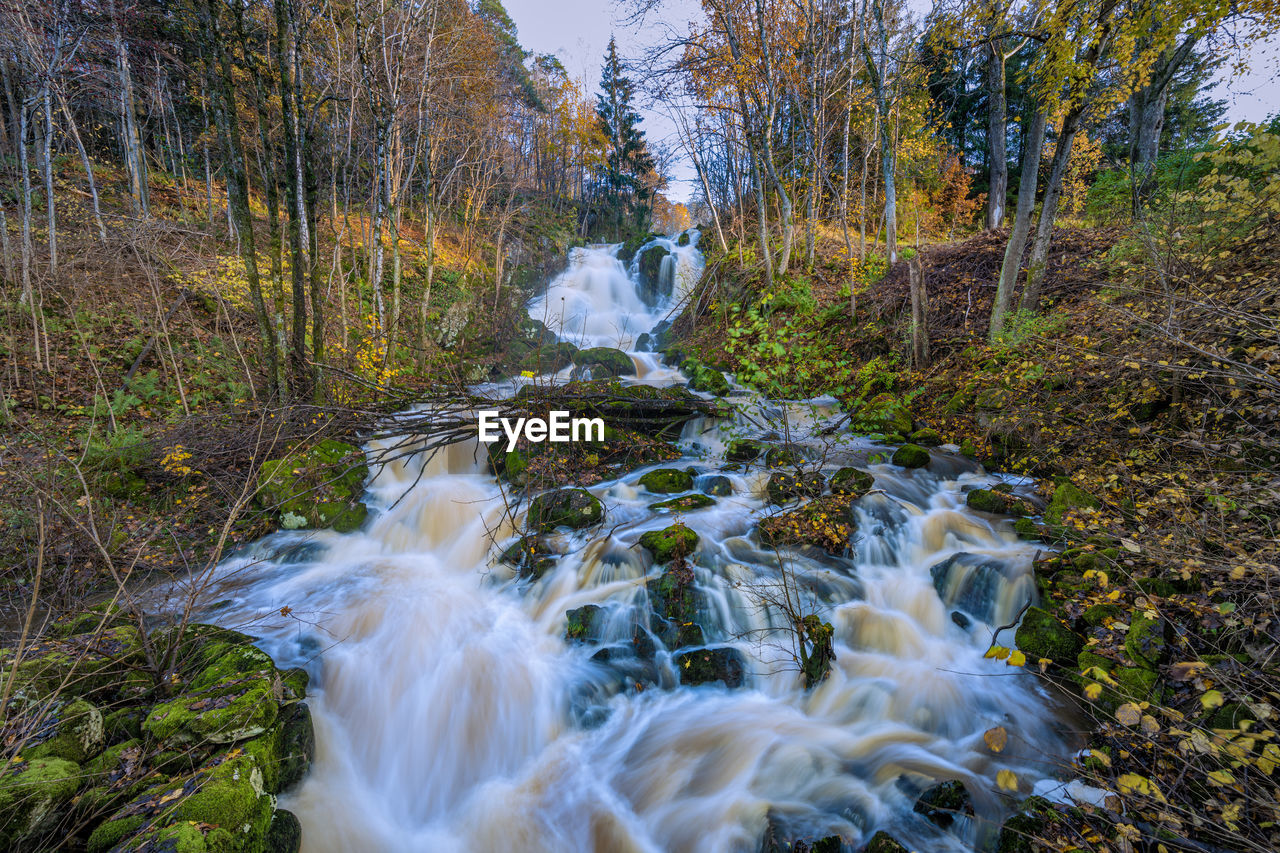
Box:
[195, 231, 1070, 852]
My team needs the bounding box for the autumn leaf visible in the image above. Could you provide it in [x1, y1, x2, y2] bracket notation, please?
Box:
[996, 769, 1018, 791]
[1201, 690, 1225, 711]
[1116, 773, 1164, 801]
[984, 726, 1008, 753]
[1116, 703, 1141, 726]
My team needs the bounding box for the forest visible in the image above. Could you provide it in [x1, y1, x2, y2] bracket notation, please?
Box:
[0, 0, 1278, 851]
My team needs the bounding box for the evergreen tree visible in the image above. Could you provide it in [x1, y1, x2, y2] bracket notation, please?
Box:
[595, 36, 655, 236]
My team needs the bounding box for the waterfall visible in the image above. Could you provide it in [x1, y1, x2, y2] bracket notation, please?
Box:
[193, 229, 1067, 852]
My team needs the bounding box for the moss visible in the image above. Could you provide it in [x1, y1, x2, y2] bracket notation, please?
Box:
[829, 467, 874, 497]
[1015, 606, 1082, 665]
[849, 393, 913, 436]
[684, 358, 731, 396]
[650, 493, 716, 512]
[638, 524, 699, 564]
[1043, 480, 1101, 525]
[1114, 666, 1162, 703]
[638, 468, 695, 493]
[674, 647, 744, 688]
[572, 347, 634, 378]
[257, 439, 368, 532]
[564, 605, 604, 643]
[266, 809, 302, 853]
[914, 780, 973, 828]
[763, 445, 804, 467]
[725, 438, 767, 462]
[1082, 604, 1123, 626]
[1125, 614, 1166, 668]
[499, 535, 556, 579]
[143, 674, 278, 746]
[0, 756, 84, 847]
[765, 471, 824, 504]
[997, 796, 1054, 853]
[103, 707, 146, 743]
[959, 438, 978, 458]
[701, 475, 733, 496]
[1136, 576, 1177, 597]
[1210, 702, 1253, 729]
[189, 645, 276, 691]
[27, 698, 105, 765]
[891, 444, 930, 468]
[909, 427, 943, 446]
[965, 488, 1029, 515]
[526, 488, 605, 532]
[123, 821, 214, 852]
[865, 831, 909, 852]
[1013, 518, 1044, 541]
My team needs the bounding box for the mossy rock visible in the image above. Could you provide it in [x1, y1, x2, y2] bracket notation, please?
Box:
[526, 488, 605, 533]
[684, 358, 731, 396]
[1, 625, 146, 701]
[975, 387, 1010, 411]
[765, 471, 825, 505]
[763, 445, 805, 468]
[266, 809, 303, 853]
[702, 475, 733, 496]
[257, 439, 368, 532]
[565, 605, 605, 643]
[86, 753, 274, 853]
[646, 561, 704, 647]
[759, 495, 854, 555]
[829, 467, 874, 497]
[865, 831, 909, 853]
[1043, 480, 1101, 526]
[650, 494, 716, 512]
[996, 796, 1054, 853]
[1082, 604, 1123, 627]
[913, 780, 973, 828]
[638, 468, 694, 494]
[517, 341, 578, 374]
[1124, 614, 1166, 668]
[638, 524, 699, 564]
[26, 698, 105, 765]
[966, 488, 1031, 516]
[891, 444, 930, 469]
[1015, 606, 1082, 666]
[848, 393, 913, 436]
[637, 244, 671, 293]
[676, 231, 691, 247]
[1013, 518, 1046, 541]
[572, 347, 635, 379]
[674, 647, 745, 688]
[0, 756, 85, 848]
[909, 428, 943, 447]
[143, 672, 278, 746]
[499, 535, 556, 579]
[725, 439, 767, 462]
[959, 438, 979, 458]
[1135, 576, 1177, 597]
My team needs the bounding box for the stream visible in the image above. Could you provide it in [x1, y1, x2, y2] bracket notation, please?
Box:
[192, 234, 1069, 852]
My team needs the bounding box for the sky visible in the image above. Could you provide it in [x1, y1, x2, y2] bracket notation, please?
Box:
[503, 0, 1280, 204]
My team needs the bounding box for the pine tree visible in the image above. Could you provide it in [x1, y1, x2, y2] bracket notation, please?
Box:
[595, 36, 655, 236]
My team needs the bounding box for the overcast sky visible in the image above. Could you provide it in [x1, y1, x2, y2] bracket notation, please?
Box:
[503, 0, 1280, 204]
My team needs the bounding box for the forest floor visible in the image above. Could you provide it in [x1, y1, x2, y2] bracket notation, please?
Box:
[676, 224, 1280, 852]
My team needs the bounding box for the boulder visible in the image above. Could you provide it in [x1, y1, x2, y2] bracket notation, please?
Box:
[909, 427, 943, 447]
[701, 475, 733, 496]
[638, 524, 699, 564]
[650, 494, 716, 512]
[865, 831, 909, 852]
[572, 347, 634, 379]
[766, 471, 825, 504]
[0, 757, 84, 849]
[848, 393, 913, 436]
[913, 780, 973, 828]
[675, 647, 745, 688]
[966, 488, 1031, 516]
[26, 698, 104, 765]
[500, 535, 556, 579]
[257, 438, 368, 533]
[565, 605, 605, 643]
[1043, 480, 1101, 526]
[1015, 606, 1082, 666]
[638, 468, 694, 493]
[725, 438, 767, 462]
[527, 488, 605, 532]
[647, 560, 704, 648]
[683, 358, 731, 396]
[891, 444, 930, 468]
[829, 467, 874, 497]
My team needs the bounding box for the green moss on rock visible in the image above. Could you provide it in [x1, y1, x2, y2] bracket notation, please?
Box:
[891, 444, 930, 468]
[638, 524, 699, 564]
[1015, 606, 1082, 666]
[572, 347, 634, 378]
[257, 439, 368, 532]
[765, 471, 824, 504]
[143, 674, 278, 746]
[829, 467, 874, 497]
[674, 647, 745, 688]
[0, 756, 84, 848]
[526, 488, 605, 532]
[1043, 480, 1101, 526]
[638, 468, 694, 493]
[909, 427, 943, 447]
[650, 493, 716, 512]
[1125, 614, 1166, 668]
[565, 605, 604, 643]
[684, 358, 731, 396]
[865, 830, 909, 852]
[26, 698, 105, 764]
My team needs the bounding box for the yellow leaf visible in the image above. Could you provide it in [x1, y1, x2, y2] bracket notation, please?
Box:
[1116, 703, 1142, 726]
[1117, 773, 1163, 800]
[986, 645, 1011, 660]
[1007, 650, 1026, 667]
[1202, 690, 1225, 711]
[1085, 682, 1103, 700]
[984, 727, 1008, 753]
[996, 769, 1018, 791]
[1207, 769, 1236, 786]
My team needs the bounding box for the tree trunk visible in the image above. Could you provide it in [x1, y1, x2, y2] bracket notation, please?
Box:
[1020, 110, 1081, 314]
[990, 109, 1046, 340]
[275, 0, 308, 388]
[984, 36, 1007, 229]
[908, 254, 929, 367]
[40, 84, 56, 280]
[109, 0, 148, 216]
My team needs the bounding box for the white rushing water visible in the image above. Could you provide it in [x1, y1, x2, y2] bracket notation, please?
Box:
[195, 233, 1068, 852]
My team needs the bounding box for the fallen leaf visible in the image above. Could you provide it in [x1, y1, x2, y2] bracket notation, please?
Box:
[1116, 703, 1142, 726]
[984, 726, 1008, 753]
[996, 769, 1018, 791]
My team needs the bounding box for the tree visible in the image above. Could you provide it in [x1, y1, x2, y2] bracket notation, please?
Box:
[596, 36, 656, 237]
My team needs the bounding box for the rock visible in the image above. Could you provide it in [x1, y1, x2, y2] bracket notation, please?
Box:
[891, 444, 930, 468]
[1082, 604, 1122, 627]
[864, 831, 909, 852]
[637, 245, 672, 301]
[257, 438, 368, 533]
[913, 780, 973, 828]
[526, 488, 605, 532]
[0, 757, 84, 848]
[1124, 614, 1167, 668]
[2, 625, 147, 702]
[647, 560, 704, 648]
[1015, 606, 1082, 666]
[684, 358, 731, 396]
[996, 796, 1053, 853]
[638, 468, 695, 493]
[565, 605, 605, 643]
[267, 809, 303, 853]
[102, 707, 145, 743]
[801, 615, 835, 688]
[829, 467, 874, 497]
[676, 231, 691, 247]
[701, 475, 733, 496]
[144, 664, 279, 746]
[725, 439, 767, 462]
[766, 471, 825, 504]
[929, 553, 1015, 624]
[518, 341, 579, 374]
[951, 611, 971, 629]
[959, 438, 979, 458]
[275, 702, 315, 793]
[1013, 518, 1046, 541]
[650, 494, 716, 512]
[909, 427, 943, 446]
[572, 347, 634, 379]
[675, 647, 745, 688]
[966, 488, 1031, 516]
[26, 698, 105, 764]
[86, 753, 274, 853]
[1043, 480, 1101, 526]
[500, 535, 556, 579]
[759, 495, 854, 555]
[638, 524, 699, 564]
